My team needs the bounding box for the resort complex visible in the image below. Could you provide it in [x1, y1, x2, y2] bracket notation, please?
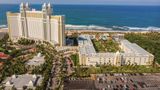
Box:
[0, 2, 160, 90]
[7, 3, 65, 46]
[78, 34, 154, 66]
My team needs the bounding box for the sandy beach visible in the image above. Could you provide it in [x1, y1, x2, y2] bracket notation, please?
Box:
[65, 29, 160, 35]
[0, 28, 8, 33]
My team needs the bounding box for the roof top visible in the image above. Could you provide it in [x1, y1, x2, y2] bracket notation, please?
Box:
[3, 74, 42, 89]
[78, 35, 152, 57]
[121, 40, 150, 55]
[25, 53, 45, 66]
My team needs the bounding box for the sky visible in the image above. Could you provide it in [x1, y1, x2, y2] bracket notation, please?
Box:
[0, 0, 160, 5]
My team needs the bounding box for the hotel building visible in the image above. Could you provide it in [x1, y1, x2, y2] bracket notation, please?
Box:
[7, 3, 65, 46]
[78, 35, 154, 66]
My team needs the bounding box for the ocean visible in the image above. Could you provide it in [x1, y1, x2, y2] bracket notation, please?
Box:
[0, 4, 160, 31]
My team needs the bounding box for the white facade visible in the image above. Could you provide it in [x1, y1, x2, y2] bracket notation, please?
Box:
[78, 35, 154, 66]
[7, 3, 65, 46]
[120, 40, 153, 65]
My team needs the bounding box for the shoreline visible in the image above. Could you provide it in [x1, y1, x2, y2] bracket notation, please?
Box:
[0, 28, 8, 33]
[65, 29, 160, 34]
[1, 28, 160, 34]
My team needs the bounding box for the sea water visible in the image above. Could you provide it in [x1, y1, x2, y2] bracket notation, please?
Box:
[0, 4, 160, 31]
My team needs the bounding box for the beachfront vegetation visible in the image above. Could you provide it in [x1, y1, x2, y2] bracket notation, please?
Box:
[92, 39, 120, 52]
[125, 32, 160, 64]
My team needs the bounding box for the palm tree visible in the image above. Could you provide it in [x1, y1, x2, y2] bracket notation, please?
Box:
[2, 34, 9, 49]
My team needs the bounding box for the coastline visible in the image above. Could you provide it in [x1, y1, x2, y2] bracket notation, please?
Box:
[65, 29, 160, 34]
[1, 24, 160, 33]
[1, 27, 160, 35]
[0, 28, 8, 33]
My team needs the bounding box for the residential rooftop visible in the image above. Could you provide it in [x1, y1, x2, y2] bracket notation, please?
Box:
[25, 53, 45, 66]
[2, 74, 43, 90]
[79, 35, 152, 57]
[121, 40, 150, 56]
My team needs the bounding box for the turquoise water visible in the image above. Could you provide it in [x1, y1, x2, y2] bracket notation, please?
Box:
[0, 4, 160, 30]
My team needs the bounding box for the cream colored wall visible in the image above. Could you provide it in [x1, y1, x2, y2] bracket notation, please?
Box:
[51, 15, 65, 46]
[27, 18, 44, 40]
[84, 55, 116, 66]
[79, 45, 153, 66]
[51, 19, 59, 44]
[7, 9, 65, 46]
[80, 54, 151, 66]
[123, 55, 150, 65]
[7, 16, 20, 38]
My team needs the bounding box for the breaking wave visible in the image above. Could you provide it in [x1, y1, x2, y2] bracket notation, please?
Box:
[112, 26, 160, 31]
[65, 24, 112, 30]
[0, 25, 7, 29]
[1, 24, 160, 31]
[65, 24, 160, 31]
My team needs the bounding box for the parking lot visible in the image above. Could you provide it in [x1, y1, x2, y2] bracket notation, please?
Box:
[63, 73, 160, 90]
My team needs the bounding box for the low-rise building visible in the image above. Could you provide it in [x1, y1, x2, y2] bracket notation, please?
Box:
[78, 35, 154, 66]
[2, 74, 43, 90]
[120, 40, 154, 65]
[25, 53, 45, 69]
[112, 33, 124, 42]
[0, 52, 10, 60]
[78, 35, 118, 66]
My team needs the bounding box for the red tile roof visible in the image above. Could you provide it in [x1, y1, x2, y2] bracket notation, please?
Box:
[0, 52, 9, 59]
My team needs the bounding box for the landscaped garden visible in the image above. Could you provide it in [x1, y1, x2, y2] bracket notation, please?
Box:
[0, 35, 64, 90]
[92, 39, 120, 52]
[18, 38, 35, 45]
[72, 65, 160, 77]
[0, 35, 37, 84]
[70, 54, 79, 66]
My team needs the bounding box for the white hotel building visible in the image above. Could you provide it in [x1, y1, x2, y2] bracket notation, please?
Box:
[7, 3, 65, 46]
[78, 35, 154, 66]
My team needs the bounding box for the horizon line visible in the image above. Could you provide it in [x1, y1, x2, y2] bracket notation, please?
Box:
[0, 3, 160, 6]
